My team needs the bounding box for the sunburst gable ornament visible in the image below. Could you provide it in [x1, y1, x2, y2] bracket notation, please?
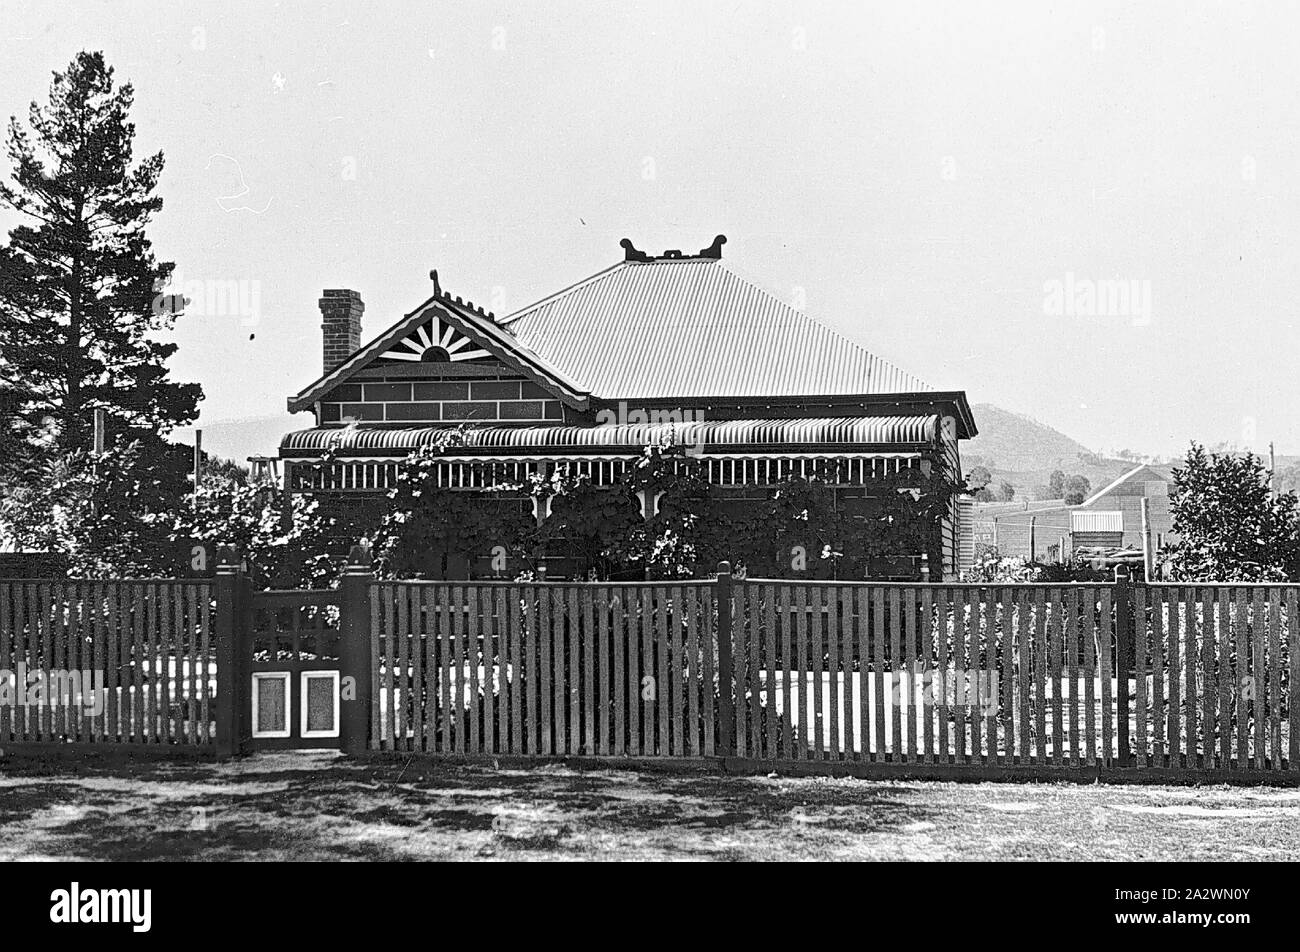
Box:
[381, 316, 493, 363]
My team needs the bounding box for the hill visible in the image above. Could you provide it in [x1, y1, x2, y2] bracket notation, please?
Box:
[965, 404, 1095, 471]
[964, 404, 1148, 500]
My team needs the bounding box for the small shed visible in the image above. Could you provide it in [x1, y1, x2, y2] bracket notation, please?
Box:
[1078, 464, 1173, 548]
[1070, 510, 1123, 548]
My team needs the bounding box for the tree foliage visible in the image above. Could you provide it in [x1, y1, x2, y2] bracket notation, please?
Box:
[167, 471, 342, 589]
[1165, 442, 1300, 582]
[1047, 469, 1065, 498]
[0, 438, 192, 574]
[373, 439, 966, 581]
[0, 50, 200, 474]
[1277, 461, 1300, 497]
[1064, 474, 1091, 505]
[0, 439, 338, 587]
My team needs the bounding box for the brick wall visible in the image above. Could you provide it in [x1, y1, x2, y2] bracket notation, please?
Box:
[318, 374, 563, 423]
[320, 289, 364, 374]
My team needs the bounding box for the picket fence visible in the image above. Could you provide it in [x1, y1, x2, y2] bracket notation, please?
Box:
[370, 569, 1300, 777]
[0, 580, 217, 748]
[2, 565, 1297, 779]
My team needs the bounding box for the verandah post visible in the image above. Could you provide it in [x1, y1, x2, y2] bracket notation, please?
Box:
[340, 543, 375, 755]
[716, 561, 736, 758]
[1114, 565, 1132, 768]
[213, 550, 248, 758]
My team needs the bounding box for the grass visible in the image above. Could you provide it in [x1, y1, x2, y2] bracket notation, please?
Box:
[1, 751, 1298, 860]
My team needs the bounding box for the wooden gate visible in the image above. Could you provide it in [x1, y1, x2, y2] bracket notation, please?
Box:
[242, 588, 345, 750]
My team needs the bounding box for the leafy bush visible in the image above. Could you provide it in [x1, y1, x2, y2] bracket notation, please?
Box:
[371, 438, 964, 581]
[960, 544, 1042, 583]
[0, 437, 341, 587]
[1165, 442, 1300, 582]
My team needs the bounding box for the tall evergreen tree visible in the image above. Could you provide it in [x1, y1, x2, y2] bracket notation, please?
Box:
[0, 51, 199, 466]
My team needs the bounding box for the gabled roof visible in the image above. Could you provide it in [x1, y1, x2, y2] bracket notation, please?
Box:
[1081, 464, 1169, 507]
[288, 245, 974, 435]
[500, 257, 935, 400]
[287, 294, 591, 414]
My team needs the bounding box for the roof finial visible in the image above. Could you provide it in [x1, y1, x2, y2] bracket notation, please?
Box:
[429, 269, 441, 297]
[700, 234, 726, 259]
[619, 238, 650, 263]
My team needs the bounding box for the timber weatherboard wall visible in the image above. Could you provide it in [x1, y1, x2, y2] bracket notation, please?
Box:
[938, 415, 963, 580]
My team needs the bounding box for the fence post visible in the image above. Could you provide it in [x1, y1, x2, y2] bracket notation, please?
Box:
[214, 549, 248, 758]
[340, 544, 375, 755]
[716, 561, 736, 758]
[1114, 564, 1132, 768]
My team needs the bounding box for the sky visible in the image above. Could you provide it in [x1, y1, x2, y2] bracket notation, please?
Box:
[1, 0, 1297, 459]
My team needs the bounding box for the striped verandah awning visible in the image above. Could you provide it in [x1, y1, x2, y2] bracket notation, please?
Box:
[281, 415, 939, 457]
[280, 416, 941, 492]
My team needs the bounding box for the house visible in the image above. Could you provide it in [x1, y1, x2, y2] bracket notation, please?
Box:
[279, 237, 977, 579]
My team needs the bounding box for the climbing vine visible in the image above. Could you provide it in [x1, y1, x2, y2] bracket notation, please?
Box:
[372, 436, 967, 581]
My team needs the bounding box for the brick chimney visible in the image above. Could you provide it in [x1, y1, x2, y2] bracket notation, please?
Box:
[319, 289, 364, 374]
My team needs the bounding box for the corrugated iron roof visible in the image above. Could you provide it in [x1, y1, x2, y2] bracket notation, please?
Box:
[1071, 510, 1124, 532]
[280, 414, 938, 457]
[500, 258, 934, 399]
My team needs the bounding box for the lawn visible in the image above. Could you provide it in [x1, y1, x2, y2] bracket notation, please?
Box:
[1, 752, 1298, 861]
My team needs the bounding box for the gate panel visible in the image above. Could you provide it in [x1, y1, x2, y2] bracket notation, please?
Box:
[245, 589, 343, 750]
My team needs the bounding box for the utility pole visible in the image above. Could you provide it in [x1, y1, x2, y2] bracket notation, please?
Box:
[1270, 441, 1277, 499]
[193, 429, 204, 510]
[91, 408, 105, 517]
[1140, 496, 1153, 582]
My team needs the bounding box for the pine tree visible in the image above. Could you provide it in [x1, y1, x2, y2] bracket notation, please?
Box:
[0, 51, 199, 466]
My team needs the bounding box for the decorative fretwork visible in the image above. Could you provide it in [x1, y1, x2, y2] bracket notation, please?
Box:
[380, 316, 493, 363]
[287, 454, 921, 493]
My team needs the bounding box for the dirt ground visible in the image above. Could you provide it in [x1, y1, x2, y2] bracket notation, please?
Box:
[1, 752, 1298, 861]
